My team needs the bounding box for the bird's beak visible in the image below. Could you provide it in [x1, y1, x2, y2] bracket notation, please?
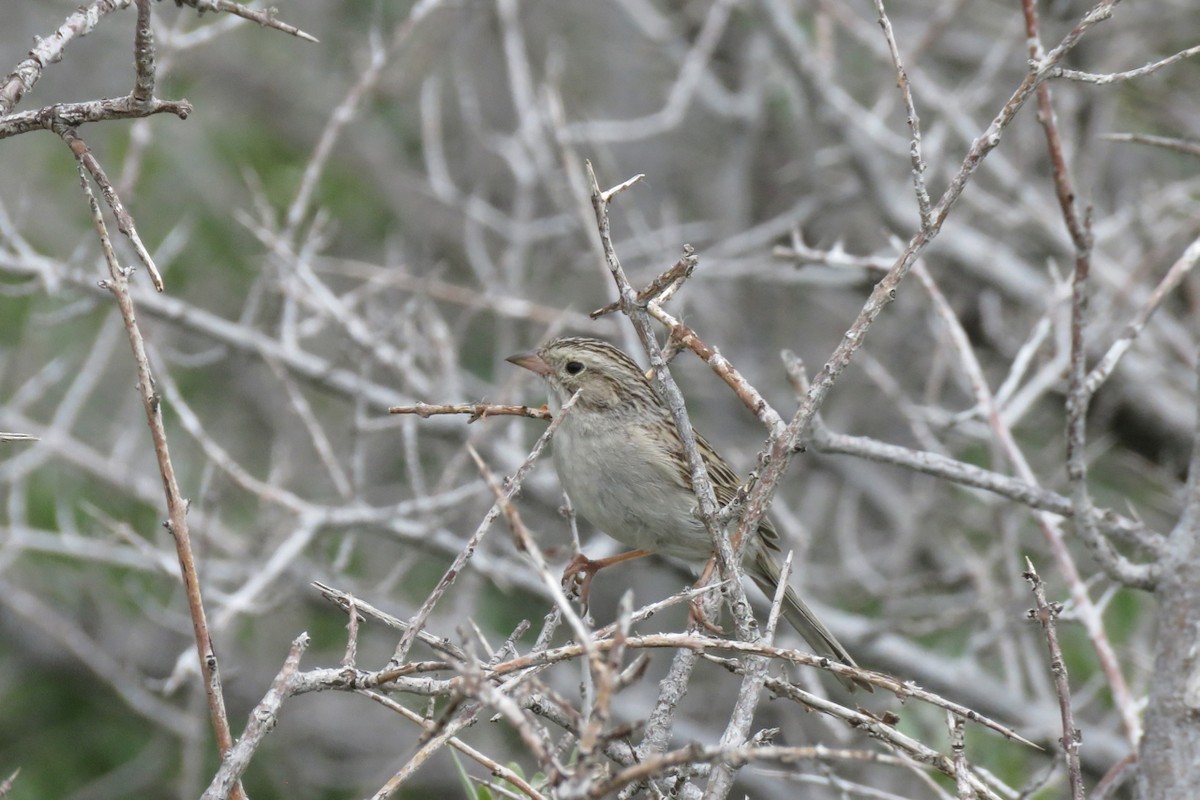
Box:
[506, 351, 553, 377]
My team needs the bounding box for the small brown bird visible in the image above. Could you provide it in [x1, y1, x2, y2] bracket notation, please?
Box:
[509, 336, 868, 691]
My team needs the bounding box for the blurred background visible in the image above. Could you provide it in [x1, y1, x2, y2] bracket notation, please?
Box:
[2, 0, 1198, 797]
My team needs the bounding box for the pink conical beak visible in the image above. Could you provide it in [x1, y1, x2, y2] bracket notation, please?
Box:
[506, 351, 553, 377]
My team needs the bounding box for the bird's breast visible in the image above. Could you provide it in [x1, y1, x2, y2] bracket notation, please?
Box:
[551, 413, 710, 560]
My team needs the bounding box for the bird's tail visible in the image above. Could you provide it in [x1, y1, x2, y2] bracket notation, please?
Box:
[749, 548, 872, 693]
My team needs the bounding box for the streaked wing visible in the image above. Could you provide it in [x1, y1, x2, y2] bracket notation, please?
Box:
[660, 421, 783, 553]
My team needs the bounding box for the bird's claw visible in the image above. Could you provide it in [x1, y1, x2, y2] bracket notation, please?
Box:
[561, 553, 601, 607]
[688, 596, 724, 635]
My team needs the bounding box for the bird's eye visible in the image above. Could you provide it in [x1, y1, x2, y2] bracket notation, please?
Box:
[565, 361, 584, 375]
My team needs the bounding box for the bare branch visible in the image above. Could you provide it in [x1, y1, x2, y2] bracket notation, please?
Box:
[60, 127, 165, 290]
[76, 163, 241, 792]
[0, 768, 18, 798]
[1023, 0, 1161, 591]
[872, 0, 932, 227]
[132, 0, 155, 102]
[1101, 132, 1200, 157]
[1024, 560, 1084, 800]
[389, 390, 580, 665]
[173, 0, 318, 43]
[200, 635, 311, 800]
[0, 0, 135, 116]
[913, 260, 1144, 744]
[389, 402, 553, 422]
[1048, 43, 1200, 84]
[1085, 235, 1200, 396]
[0, 95, 192, 141]
[590, 246, 698, 319]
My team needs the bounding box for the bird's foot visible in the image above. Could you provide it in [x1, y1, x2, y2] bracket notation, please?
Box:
[687, 596, 725, 635]
[686, 553, 725, 634]
[561, 549, 654, 608]
[561, 553, 601, 607]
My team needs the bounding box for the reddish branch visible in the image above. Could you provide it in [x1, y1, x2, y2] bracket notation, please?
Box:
[77, 167, 244, 800]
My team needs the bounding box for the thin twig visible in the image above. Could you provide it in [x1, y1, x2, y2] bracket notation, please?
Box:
[311, 581, 469, 661]
[773, 233, 892, 272]
[590, 246, 698, 318]
[342, 597, 360, 669]
[1100, 132, 1200, 157]
[132, 0, 155, 102]
[713, 659, 1008, 800]
[0, 0, 135, 116]
[174, 0, 319, 42]
[914, 260, 1143, 745]
[58, 127, 165, 291]
[873, 0, 932, 227]
[808, 423, 1161, 553]
[0, 96, 191, 140]
[1022, 0, 1160, 591]
[200, 634, 311, 800]
[389, 390, 579, 664]
[1091, 753, 1137, 800]
[486, 633, 1038, 749]
[595, 743, 971, 799]
[724, 2, 1122, 643]
[0, 768, 18, 798]
[389, 402, 552, 422]
[76, 163, 242, 796]
[1023, 559, 1084, 800]
[645, 302, 785, 435]
[1084, 235, 1200, 396]
[585, 162, 766, 799]
[1048, 43, 1200, 84]
[949, 713, 970, 800]
[360, 690, 549, 800]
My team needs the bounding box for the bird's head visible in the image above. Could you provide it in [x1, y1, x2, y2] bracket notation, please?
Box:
[507, 336, 657, 413]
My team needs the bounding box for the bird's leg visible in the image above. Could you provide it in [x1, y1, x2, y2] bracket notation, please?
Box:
[562, 549, 653, 607]
[687, 554, 725, 635]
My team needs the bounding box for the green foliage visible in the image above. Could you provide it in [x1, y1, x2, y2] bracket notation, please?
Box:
[207, 118, 395, 258]
[452, 750, 545, 800]
[452, 750, 488, 800]
[1104, 588, 1146, 646]
[0, 295, 31, 343]
[0, 664, 171, 798]
[476, 574, 540, 640]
